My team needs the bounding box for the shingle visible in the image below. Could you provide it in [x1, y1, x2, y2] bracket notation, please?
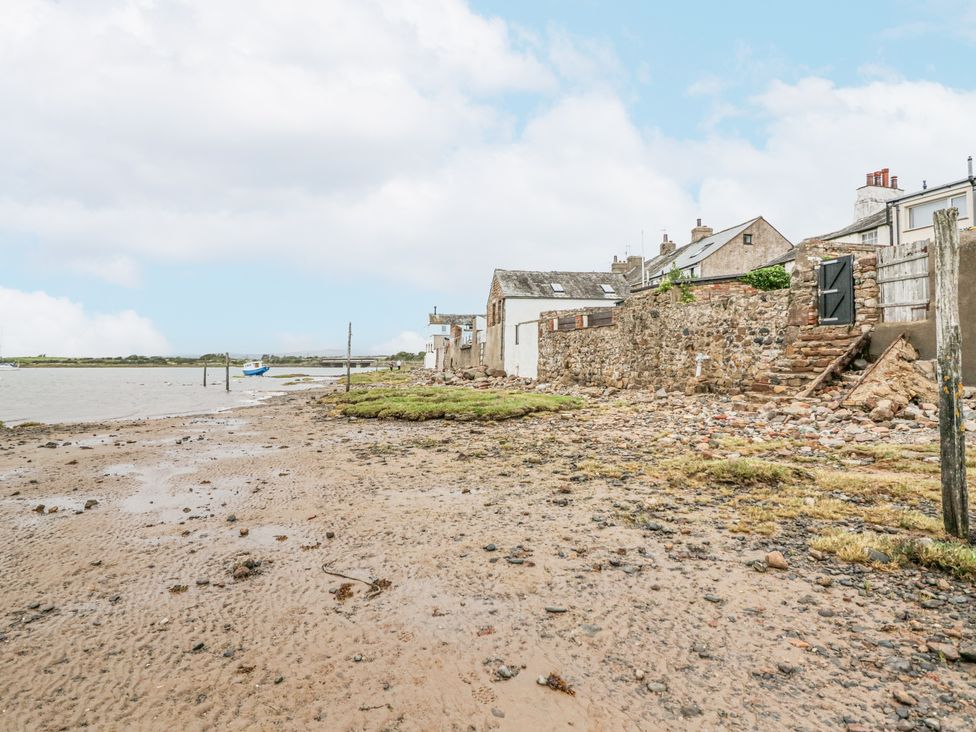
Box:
[494, 270, 631, 299]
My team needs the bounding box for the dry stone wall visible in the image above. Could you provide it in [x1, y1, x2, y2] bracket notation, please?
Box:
[538, 283, 790, 393]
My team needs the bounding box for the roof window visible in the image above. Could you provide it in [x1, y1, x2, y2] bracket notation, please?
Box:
[600, 284, 616, 294]
[550, 283, 565, 293]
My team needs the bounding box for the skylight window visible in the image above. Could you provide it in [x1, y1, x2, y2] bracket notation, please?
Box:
[600, 284, 615, 294]
[550, 283, 565, 293]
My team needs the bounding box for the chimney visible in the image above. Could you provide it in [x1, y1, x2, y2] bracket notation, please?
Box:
[855, 168, 903, 221]
[690, 218, 713, 243]
[611, 254, 644, 274]
[661, 232, 677, 256]
[433, 305, 437, 315]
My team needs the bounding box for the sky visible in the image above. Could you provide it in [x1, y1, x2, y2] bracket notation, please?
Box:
[2, 0, 976, 357]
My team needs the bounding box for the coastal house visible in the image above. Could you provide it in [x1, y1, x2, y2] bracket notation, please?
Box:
[424, 312, 479, 370]
[619, 217, 793, 289]
[887, 162, 974, 246]
[484, 270, 631, 378]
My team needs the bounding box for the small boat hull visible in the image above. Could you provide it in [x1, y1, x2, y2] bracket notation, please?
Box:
[243, 366, 270, 376]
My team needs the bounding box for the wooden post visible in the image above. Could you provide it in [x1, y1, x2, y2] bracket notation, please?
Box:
[225, 352, 230, 393]
[346, 323, 352, 393]
[203, 362, 207, 387]
[934, 207, 969, 540]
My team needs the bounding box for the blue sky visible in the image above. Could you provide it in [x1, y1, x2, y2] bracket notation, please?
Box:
[2, 0, 975, 356]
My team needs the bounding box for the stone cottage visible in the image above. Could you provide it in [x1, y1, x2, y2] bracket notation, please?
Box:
[617, 216, 794, 289]
[484, 269, 631, 379]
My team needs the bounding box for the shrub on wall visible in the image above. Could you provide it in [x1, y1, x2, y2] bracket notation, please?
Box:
[740, 265, 791, 291]
[655, 267, 696, 302]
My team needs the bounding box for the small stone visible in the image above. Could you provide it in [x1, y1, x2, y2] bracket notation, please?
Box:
[765, 551, 789, 570]
[704, 594, 722, 603]
[646, 682, 668, 693]
[926, 642, 960, 662]
[893, 689, 916, 706]
[232, 565, 251, 580]
[537, 676, 548, 685]
[680, 703, 702, 718]
[497, 665, 513, 679]
[809, 549, 826, 561]
[274, 675, 284, 684]
[226, 514, 237, 523]
[959, 644, 976, 662]
[922, 718, 941, 731]
[544, 606, 567, 613]
[815, 576, 833, 587]
[491, 708, 505, 719]
[191, 642, 205, 652]
[818, 608, 836, 618]
[239, 528, 249, 537]
[634, 669, 645, 681]
[195, 578, 210, 586]
[223, 649, 235, 658]
[325, 531, 335, 539]
[84, 499, 98, 510]
[483, 543, 497, 552]
[866, 548, 891, 564]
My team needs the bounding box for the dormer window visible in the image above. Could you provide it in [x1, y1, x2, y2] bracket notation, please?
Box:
[600, 284, 615, 295]
[550, 283, 565, 293]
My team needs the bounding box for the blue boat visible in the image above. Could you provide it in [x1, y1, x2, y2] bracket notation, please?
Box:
[242, 360, 270, 376]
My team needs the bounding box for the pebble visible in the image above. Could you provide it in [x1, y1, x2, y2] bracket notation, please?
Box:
[893, 689, 916, 706]
[634, 669, 645, 681]
[704, 594, 722, 603]
[646, 682, 668, 693]
[926, 642, 959, 662]
[544, 606, 567, 613]
[491, 708, 505, 719]
[226, 514, 237, 523]
[537, 676, 548, 685]
[497, 665, 513, 679]
[84, 499, 98, 510]
[765, 551, 789, 570]
[191, 642, 205, 652]
[483, 543, 497, 552]
[353, 654, 363, 662]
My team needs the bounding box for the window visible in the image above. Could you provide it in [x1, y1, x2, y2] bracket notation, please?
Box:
[550, 283, 565, 293]
[600, 284, 615, 294]
[909, 193, 969, 228]
[861, 230, 878, 245]
[743, 233, 753, 245]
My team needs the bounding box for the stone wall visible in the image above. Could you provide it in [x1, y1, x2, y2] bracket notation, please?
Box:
[538, 282, 790, 393]
[539, 241, 881, 395]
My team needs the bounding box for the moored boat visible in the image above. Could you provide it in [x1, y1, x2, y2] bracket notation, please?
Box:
[0, 362, 18, 370]
[242, 360, 270, 376]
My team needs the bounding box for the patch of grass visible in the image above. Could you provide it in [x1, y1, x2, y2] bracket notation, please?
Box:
[270, 373, 310, 379]
[678, 458, 809, 487]
[813, 469, 941, 506]
[322, 387, 582, 421]
[576, 459, 646, 479]
[812, 531, 976, 579]
[340, 370, 416, 386]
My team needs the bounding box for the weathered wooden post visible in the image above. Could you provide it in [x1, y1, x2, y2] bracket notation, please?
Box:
[934, 207, 969, 540]
[203, 362, 207, 387]
[225, 352, 230, 393]
[346, 323, 352, 393]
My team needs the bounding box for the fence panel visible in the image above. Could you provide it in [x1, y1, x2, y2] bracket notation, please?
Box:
[878, 241, 929, 322]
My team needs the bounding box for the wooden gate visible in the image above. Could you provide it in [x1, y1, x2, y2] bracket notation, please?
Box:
[818, 255, 854, 325]
[878, 241, 929, 322]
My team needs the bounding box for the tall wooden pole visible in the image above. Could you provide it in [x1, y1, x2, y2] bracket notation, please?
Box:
[203, 362, 207, 387]
[934, 207, 969, 540]
[225, 352, 230, 393]
[346, 323, 352, 393]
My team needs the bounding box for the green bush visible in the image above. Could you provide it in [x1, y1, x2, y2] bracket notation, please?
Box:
[741, 265, 791, 291]
[655, 267, 696, 302]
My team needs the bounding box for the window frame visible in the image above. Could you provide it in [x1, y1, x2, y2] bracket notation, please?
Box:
[743, 233, 753, 245]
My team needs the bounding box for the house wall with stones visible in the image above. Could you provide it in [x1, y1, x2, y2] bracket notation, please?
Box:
[538, 282, 790, 392]
[539, 241, 883, 395]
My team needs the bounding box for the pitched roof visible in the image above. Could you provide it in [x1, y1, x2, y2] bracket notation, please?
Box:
[815, 208, 888, 242]
[428, 313, 479, 326]
[493, 270, 630, 300]
[635, 217, 761, 283]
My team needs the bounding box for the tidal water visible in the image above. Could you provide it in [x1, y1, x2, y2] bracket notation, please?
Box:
[0, 366, 368, 425]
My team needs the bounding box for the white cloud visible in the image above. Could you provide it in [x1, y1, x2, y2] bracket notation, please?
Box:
[0, 287, 169, 357]
[2, 0, 976, 302]
[371, 331, 426, 355]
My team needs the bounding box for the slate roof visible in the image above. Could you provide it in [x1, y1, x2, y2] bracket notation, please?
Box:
[493, 270, 630, 300]
[428, 313, 480, 326]
[815, 208, 888, 242]
[630, 217, 762, 284]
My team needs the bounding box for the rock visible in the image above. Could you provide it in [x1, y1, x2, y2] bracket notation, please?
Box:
[537, 676, 548, 686]
[922, 718, 941, 731]
[959, 643, 976, 662]
[497, 665, 513, 679]
[634, 669, 645, 681]
[766, 551, 789, 570]
[483, 543, 497, 552]
[191, 641, 205, 652]
[809, 549, 826, 561]
[704, 594, 722, 603]
[646, 682, 667, 693]
[226, 514, 237, 523]
[325, 531, 335, 539]
[544, 606, 567, 613]
[195, 578, 210, 586]
[232, 565, 252, 580]
[866, 548, 891, 564]
[893, 689, 917, 706]
[491, 708, 505, 719]
[680, 703, 702, 718]
[818, 608, 836, 618]
[353, 654, 363, 662]
[84, 499, 98, 510]
[274, 675, 284, 684]
[239, 528, 249, 537]
[926, 642, 960, 662]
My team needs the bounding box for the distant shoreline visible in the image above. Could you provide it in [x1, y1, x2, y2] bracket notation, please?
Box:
[4, 359, 422, 369]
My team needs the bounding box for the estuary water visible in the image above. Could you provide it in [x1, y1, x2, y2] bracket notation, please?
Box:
[0, 366, 369, 425]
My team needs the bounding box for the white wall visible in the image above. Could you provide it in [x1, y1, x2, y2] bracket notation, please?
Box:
[502, 297, 618, 379]
[892, 183, 973, 246]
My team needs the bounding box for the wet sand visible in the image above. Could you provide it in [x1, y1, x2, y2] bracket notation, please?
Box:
[1, 389, 975, 731]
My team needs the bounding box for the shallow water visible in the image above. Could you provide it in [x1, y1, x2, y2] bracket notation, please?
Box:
[0, 366, 369, 425]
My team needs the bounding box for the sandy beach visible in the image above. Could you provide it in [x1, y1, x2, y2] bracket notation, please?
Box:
[2, 385, 975, 731]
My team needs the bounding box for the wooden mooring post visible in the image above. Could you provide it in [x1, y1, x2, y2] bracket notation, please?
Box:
[225, 352, 230, 393]
[934, 207, 970, 540]
[346, 323, 352, 393]
[203, 362, 208, 387]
